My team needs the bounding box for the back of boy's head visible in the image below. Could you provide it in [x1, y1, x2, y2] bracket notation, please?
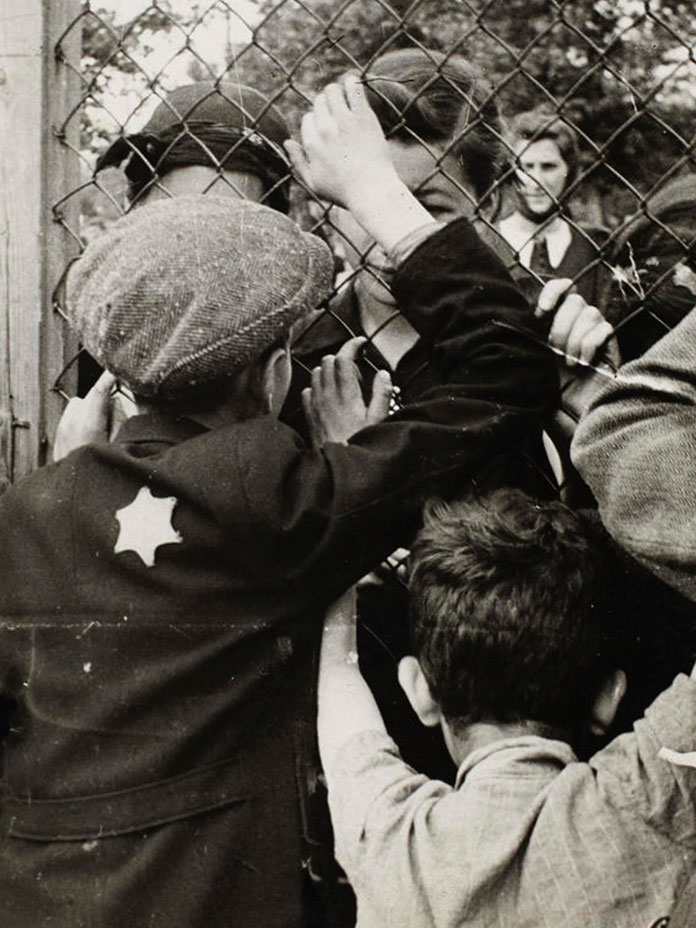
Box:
[409, 489, 621, 737]
[65, 196, 333, 406]
[362, 48, 502, 199]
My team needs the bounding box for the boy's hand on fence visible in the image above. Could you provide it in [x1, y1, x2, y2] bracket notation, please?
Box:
[536, 278, 619, 368]
[53, 371, 116, 462]
[303, 336, 393, 446]
[285, 74, 396, 208]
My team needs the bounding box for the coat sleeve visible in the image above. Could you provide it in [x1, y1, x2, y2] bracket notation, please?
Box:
[591, 674, 696, 849]
[389, 215, 557, 413]
[169, 218, 558, 603]
[572, 308, 696, 602]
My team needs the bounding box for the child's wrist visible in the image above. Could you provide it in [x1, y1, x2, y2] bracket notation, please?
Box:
[346, 175, 435, 255]
[342, 165, 402, 212]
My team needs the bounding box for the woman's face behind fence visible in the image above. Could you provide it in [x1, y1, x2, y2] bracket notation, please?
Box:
[515, 138, 569, 216]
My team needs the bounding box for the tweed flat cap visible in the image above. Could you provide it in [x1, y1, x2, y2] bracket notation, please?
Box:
[66, 196, 333, 397]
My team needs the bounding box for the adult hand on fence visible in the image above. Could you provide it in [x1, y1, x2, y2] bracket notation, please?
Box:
[53, 371, 117, 462]
[536, 279, 621, 443]
[285, 74, 395, 208]
[536, 278, 619, 368]
[302, 336, 393, 446]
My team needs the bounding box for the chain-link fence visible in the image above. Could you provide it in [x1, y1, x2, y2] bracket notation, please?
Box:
[0, 4, 693, 910]
[5, 0, 696, 481]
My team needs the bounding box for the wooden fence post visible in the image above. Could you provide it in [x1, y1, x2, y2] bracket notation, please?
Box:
[0, 0, 81, 484]
[43, 0, 82, 467]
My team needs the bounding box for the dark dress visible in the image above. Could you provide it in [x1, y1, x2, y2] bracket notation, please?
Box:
[518, 222, 609, 307]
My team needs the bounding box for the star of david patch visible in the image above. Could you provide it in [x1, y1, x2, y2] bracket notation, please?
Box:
[114, 486, 183, 568]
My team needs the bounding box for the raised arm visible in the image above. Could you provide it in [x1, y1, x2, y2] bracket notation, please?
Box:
[572, 307, 696, 604]
[145, 79, 557, 607]
[318, 588, 387, 774]
[591, 672, 696, 847]
[224, 87, 555, 597]
[224, 212, 557, 595]
[288, 77, 556, 420]
[285, 75, 436, 255]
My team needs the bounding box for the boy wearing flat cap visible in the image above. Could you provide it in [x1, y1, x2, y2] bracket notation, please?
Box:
[79, 79, 293, 395]
[0, 79, 555, 927]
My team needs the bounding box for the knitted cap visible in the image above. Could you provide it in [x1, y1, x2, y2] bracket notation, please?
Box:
[96, 82, 291, 212]
[142, 82, 288, 147]
[66, 197, 333, 398]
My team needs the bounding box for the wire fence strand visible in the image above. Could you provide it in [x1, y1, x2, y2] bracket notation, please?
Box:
[47, 0, 696, 504]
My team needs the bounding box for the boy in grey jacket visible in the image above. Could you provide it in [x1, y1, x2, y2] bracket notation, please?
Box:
[319, 489, 696, 927]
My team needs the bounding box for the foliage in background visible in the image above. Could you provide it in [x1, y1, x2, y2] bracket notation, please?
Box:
[237, 0, 696, 223]
[80, 0, 696, 229]
[81, 5, 188, 153]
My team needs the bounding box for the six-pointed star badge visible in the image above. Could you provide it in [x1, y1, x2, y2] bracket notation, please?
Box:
[114, 486, 183, 567]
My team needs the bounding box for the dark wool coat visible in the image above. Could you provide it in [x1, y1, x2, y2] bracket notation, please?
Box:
[0, 220, 556, 927]
[283, 223, 558, 785]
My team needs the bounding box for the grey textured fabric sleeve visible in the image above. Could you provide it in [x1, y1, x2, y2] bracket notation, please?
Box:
[591, 674, 696, 848]
[572, 308, 696, 601]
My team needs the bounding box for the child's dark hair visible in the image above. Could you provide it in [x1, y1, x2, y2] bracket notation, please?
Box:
[363, 48, 503, 199]
[409, 489, 621, 738]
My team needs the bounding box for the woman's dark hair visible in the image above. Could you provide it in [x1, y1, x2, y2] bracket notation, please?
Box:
[362, 48, 503, 199]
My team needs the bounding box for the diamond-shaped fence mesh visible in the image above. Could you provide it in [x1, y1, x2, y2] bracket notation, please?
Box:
[8, 0, 696, 487]
[0, 6, 693, 917]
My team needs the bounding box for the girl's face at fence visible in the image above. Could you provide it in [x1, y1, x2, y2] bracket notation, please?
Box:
[515, 138, 569, 215]
[331, 138, 471, 274]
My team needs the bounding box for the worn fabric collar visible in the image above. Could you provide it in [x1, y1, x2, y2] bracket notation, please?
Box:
[115, 411, 210, 447]
[455, 735, 577, 789]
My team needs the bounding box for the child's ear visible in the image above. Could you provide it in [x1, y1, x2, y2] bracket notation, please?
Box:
[398, 656, 441, 728]
[589, 668, 627, 736]
[263, 346, 292, 416]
